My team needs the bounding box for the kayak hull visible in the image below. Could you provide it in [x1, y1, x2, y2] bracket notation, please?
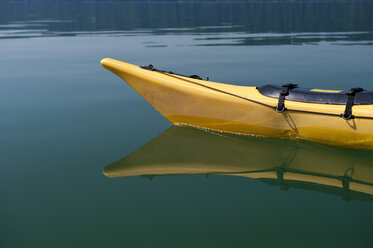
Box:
[101, 58, 373, 150]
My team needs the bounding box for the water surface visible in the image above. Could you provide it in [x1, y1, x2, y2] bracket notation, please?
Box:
[1, 1, 373, 247]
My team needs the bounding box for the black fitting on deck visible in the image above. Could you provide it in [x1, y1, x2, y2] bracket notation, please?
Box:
[342, 87, 364, 120]
[140, 64, 205, 80]
[276, 83, 298, 113]
[140, 64, 155, 70]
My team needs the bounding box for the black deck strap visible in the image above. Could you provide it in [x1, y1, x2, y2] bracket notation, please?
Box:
[276, 83, 298, 113]
[342, 87, 364, 120]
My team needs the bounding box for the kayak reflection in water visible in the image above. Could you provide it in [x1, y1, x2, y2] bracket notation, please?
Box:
[103, 126, 373, 201]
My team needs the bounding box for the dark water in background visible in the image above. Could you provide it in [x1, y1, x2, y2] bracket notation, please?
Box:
[1, 1, 373, 247]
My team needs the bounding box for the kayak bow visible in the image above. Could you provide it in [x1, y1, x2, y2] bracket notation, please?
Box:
[100, 58, 373, 150]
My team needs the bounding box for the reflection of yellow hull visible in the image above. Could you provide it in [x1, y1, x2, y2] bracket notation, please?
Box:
[103, 126, 373, 200]
[101, 58, 373, 149]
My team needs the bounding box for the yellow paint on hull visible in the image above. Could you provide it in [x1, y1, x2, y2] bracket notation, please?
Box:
[100, 58, 373, 150]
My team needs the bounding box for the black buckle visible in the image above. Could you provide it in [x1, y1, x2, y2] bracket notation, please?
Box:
[276, 83, 298, 113]
[342, 87, 364, 120]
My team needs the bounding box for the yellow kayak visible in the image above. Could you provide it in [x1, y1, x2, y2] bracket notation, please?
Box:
[103, 126, 373, 201]
[101, 58, 373, 150]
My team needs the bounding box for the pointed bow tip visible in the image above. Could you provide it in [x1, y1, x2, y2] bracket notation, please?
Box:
[100, 58, 121, 73]
[100, 58, 112, 67]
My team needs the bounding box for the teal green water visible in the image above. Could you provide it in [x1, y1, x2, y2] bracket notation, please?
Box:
[1, 1, 373, 247]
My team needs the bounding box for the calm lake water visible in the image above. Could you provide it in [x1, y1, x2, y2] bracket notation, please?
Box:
[1, 1, 373, 247]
